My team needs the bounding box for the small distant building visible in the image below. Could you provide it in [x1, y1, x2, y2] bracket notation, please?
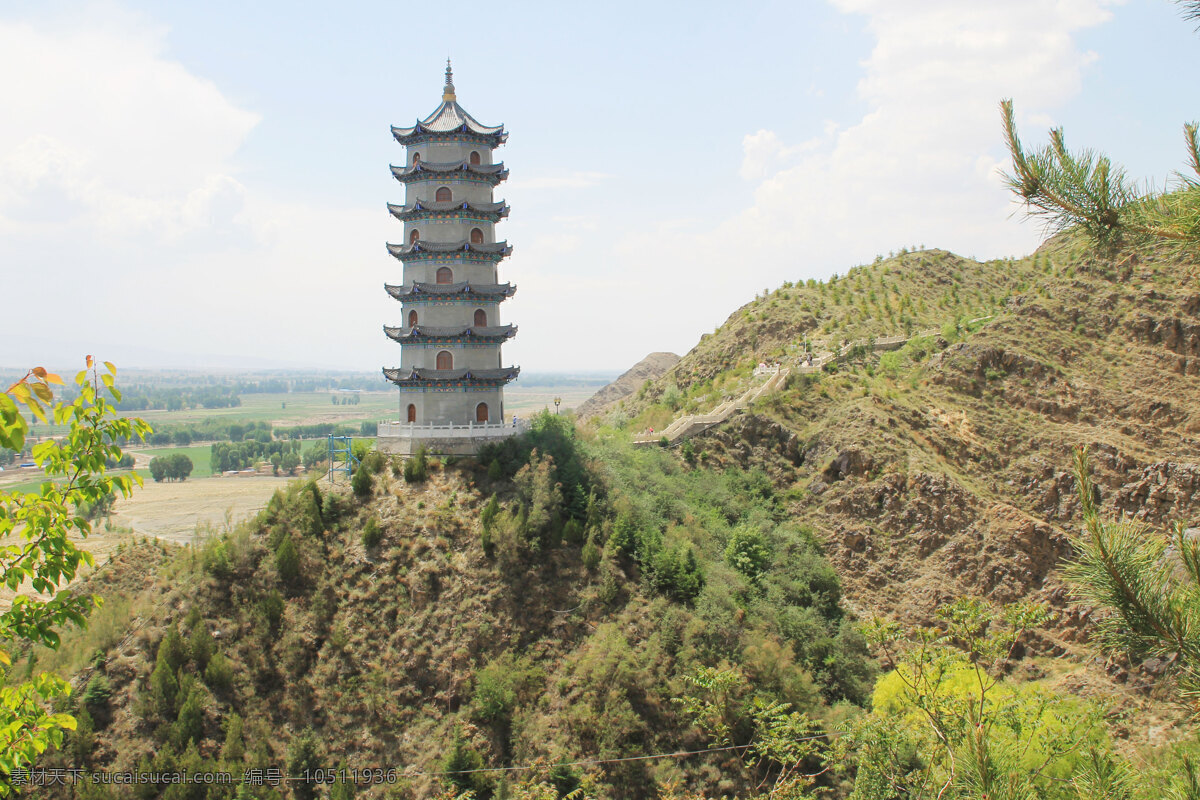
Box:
[378, 62, 523, 456]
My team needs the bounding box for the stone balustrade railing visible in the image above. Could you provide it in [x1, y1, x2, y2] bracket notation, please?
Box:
[378, 419, 526, 440]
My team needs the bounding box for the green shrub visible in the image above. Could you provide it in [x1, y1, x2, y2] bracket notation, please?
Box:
[487, 458, 502, 481]
[878, 351, 901, 377]
[725, 525, 771, 585]
[351, 464, 373, 498]
[287, 729, 323, 800]
[443, 729, 489, 797]
[275, 536, 301, 588]
[650, 545, 705, 603]
[481, 495, 500, 532]
[361, 518, 382, 549]
[221, 714, 244, 763]
[81, 673, 112, 710]
[205, 652, 234, 694]
[254, 591, 285, 640]
[562, 517, 584, 545]
[201, 538, 232, 580]
[173, 680, 205, 747]
[582, 532, 601, 572]
[404, 446, 429, 483]
[188, 623, 214, 672]
[361, 449, 386, 474]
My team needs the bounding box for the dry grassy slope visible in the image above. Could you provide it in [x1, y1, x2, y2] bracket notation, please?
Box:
[52, 471, 720, 798]
[623, 236, 1200, 651]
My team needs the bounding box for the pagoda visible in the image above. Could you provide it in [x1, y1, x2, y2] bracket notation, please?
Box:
[378, 62, 522, 456]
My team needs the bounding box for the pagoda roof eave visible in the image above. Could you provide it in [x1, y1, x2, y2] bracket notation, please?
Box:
[390, 161, 508, 184]
[390, 99, 506, 140]
[384, 281, 516, 300]
[387, 200, 509, 221]
[383, 324, 517, 343]
[386, 240, 512, 260]
[382, 366, 521, 386]
[391, 126, 508, 147]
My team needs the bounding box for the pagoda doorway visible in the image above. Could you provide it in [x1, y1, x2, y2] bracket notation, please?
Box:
[476, 402, 489, 423]
[408, 310, 418, 327]
[474, 309, 487, 327]
[436, 351, 453, 370]
[407, 404, 416, 423]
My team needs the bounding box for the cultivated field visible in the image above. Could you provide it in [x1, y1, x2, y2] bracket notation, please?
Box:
[106, 474, 294, 545]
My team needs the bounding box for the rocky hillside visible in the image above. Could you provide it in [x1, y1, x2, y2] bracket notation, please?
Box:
[576, 352, 680, 419]
[611, 235, 1200, 655]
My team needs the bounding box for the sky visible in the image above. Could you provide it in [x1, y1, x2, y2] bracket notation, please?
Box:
[1, 0, 1198, 373]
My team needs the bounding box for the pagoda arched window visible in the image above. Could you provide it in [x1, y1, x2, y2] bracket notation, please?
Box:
[469, 151, 481, 165]
[436, 350, 453, 370]
[435, 267, 453, 284]
[407, 404, 417, 423]
[409, 229, 419, 244]
[435, 186, 452, 202]
[476, 402, 489, 423]
[408, 310, 418, 327]
[470, 228, 484, 245]
[474, 309, 487, 327]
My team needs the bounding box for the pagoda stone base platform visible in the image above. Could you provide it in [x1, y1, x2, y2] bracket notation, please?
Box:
[376, 420, 525, 457]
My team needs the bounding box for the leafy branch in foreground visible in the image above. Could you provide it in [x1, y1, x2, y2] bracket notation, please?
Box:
[850, 598, 1122, 800]
[1067, 447, 1200, 713]
[1001, 98, 1200, 256]
[0, 359, 149, 787]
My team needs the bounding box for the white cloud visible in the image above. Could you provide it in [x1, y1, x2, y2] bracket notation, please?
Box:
[0, 15, 261, 242]
[0, 12, 390, 370]
[740, 127, 830, 180]
[570, 0, 1121, 368]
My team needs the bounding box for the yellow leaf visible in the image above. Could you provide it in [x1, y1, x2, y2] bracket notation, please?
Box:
[0, 648, 10, 666]
[27, 397, 46, 423]
[86, 355, 94, 368]
[32, 383, 53, 403]
[104, 361, 116, 375]
[44, 372, 64, 386]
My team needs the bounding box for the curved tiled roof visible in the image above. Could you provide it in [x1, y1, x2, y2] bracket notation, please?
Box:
[383, 366, 520, 384]
[384, 281, 516, 300]
[386, 240, 512, 259]
[391, 99, 506, 144]
[383, 324, 517, 342]
[387, 200, 509, 221]
[390, 161, 508, 184]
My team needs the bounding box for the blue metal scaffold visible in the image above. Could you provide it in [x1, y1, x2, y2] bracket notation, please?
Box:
[327, 435, 359, 482]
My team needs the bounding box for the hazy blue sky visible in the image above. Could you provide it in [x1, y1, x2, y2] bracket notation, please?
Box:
[2, 0, 1198, 372]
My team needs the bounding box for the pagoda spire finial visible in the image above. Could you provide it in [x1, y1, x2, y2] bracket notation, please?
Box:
[443, 58, 455, 102]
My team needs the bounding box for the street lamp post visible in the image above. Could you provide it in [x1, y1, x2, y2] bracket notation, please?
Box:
[553, 396, 562, 415]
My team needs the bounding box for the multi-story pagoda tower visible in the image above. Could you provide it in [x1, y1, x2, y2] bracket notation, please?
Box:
[378, 62, 521, 456]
